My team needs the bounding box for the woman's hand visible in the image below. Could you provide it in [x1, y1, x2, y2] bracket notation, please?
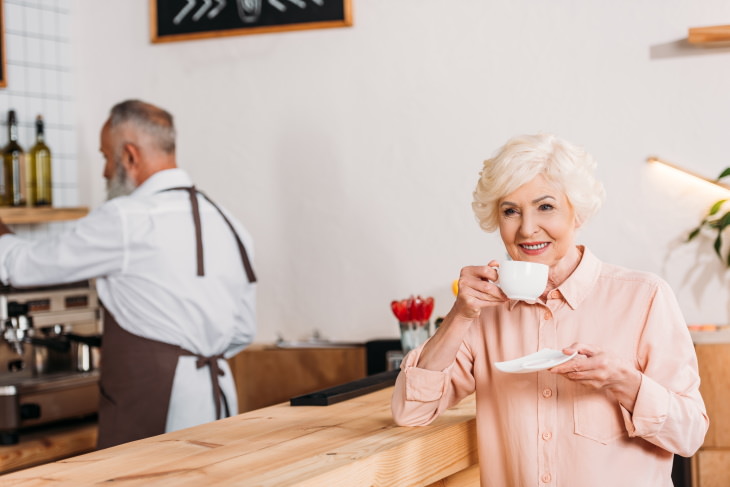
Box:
[414, 261, 507, 371]
[549, 343, 642, 412]
[452, 260, 509, 321]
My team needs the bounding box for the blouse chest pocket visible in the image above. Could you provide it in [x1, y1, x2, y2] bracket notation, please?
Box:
[573, 385, 626, 444]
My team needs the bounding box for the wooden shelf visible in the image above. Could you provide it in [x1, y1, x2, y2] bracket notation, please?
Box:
[0, 207, 89, 224]
[688, 24, 730, 45]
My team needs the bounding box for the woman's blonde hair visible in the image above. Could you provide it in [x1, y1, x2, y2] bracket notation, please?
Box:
[472, 133, 605, 232]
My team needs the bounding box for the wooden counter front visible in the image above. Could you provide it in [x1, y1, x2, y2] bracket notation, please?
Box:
[0, 345, 368, 475]
[0, 387, 478, 486]
[692, 343, 730, 487]
[229, 344, 367, 412]
[0, 420, 97, 474]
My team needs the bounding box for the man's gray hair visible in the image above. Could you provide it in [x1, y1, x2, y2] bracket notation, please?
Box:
[108, 99, 176, 154]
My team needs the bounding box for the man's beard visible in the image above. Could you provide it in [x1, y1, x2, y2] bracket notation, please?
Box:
[106, 160, 137, 200]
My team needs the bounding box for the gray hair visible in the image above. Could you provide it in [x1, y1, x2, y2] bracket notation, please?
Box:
[472, 133, 605, 232]
[108, 99, 176, 154]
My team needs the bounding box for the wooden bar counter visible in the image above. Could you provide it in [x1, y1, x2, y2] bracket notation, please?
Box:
[0, 387, 478, 486]
[0, 420, 97, 474]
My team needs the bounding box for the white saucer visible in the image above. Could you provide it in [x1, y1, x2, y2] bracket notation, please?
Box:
[494, 348, 578, 374]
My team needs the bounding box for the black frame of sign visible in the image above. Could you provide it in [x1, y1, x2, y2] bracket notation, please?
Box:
[150, 0, 353, 44]
[0, 0, 6, 88]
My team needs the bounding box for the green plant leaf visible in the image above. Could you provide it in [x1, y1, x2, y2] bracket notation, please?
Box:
[714, 232, 723, 258]
[719, 211, 730, 231]
[685, 172, 730, 266]
[687, 227, 701, 242]
[708, 199, 728, 216]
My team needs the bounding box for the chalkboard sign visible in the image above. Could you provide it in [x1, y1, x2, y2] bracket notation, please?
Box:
[151, 0, 353, 43]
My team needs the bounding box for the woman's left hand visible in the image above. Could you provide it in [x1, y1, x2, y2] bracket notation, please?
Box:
[549, 343, 642, 412]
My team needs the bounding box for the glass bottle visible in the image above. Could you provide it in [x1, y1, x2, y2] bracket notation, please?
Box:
[2, 110, 28, 207]
[28, 115, 53, 206]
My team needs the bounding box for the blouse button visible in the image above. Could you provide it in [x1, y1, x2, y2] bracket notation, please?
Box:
[550, 290, 560, 299]
[543, 311, 552, 320]
[542, 388, 553, 398]
[542, 431, 552, 441]
[542, 473, 552, 483]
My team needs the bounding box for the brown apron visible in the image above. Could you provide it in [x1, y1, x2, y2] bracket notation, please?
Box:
[96, 186, 256, 449]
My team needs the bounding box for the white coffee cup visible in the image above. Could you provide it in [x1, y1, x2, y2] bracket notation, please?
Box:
[496, 261, 549, 302]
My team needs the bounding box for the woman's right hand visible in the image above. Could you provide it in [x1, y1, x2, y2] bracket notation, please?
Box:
[452, 260, 509, 321]
[414, 260, 507, 371]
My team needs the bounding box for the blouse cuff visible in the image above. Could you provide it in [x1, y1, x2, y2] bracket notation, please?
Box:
[404, 366, 448, 402]
[621, 373, 669, 438]
[400, 346, 450, 402]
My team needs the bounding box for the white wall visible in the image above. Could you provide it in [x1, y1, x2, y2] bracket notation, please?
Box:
[72, 0, 730, 344]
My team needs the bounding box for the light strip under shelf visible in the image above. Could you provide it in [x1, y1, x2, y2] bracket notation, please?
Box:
[646, 156, 730, 192]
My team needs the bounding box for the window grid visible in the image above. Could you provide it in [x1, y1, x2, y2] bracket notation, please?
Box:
[0, 0, 77, 216]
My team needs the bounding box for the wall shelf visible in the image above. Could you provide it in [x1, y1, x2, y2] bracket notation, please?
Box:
[688, 24, 730, 45]
[0, 207, 89, 224]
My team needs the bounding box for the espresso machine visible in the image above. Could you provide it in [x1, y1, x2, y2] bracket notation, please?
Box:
[0, 280, 102, 445]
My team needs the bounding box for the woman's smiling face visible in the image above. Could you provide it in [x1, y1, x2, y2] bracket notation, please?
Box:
[498, 174, 579, 267]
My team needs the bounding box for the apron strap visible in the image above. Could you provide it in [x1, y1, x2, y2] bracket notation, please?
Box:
[187, 353, 230, 420]
[189, 186, 205, 276]
[161, 186, 257, 283]
[197, 190, 257, 284]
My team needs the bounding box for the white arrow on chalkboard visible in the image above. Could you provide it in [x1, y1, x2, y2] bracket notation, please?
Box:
[192, 0, 212, 21]
[173, 0, 196, 24]
[174, 0, 227, 25]
[269, 0, 305, 11]
[208, 0, 227, 18]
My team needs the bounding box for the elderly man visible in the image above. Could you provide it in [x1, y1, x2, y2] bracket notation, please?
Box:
[0, 100, 257, 448]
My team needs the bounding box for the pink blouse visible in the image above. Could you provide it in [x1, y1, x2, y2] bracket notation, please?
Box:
[391, 247, 708, 487]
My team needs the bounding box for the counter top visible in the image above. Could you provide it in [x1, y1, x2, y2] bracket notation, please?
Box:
[0, 387, 478, 486]
[691, 329, 730, 344]
[1, 345, 368, 475]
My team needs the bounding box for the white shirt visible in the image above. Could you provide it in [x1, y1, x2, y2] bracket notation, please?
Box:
[0, 168, 256, 430]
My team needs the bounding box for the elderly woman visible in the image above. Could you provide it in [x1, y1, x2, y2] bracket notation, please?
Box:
[391, 134, 708, 487]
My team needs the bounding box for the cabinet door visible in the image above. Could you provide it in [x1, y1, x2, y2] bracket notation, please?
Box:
[695, 344, 730, 448]
[228, 345, 367, 413]
[693, 450, 730, 487]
